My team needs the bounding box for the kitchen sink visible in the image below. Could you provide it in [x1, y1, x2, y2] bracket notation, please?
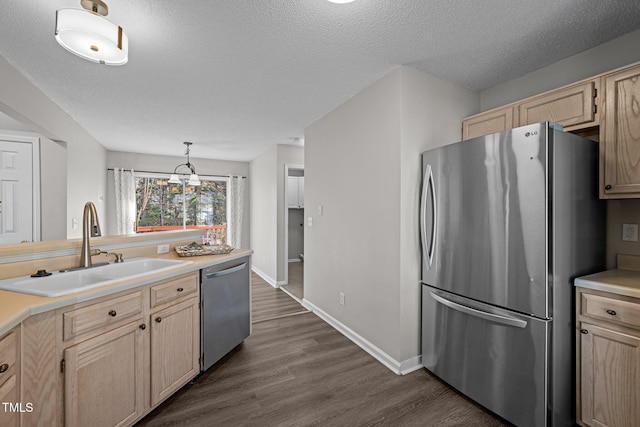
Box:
[0, 257, 192, 297]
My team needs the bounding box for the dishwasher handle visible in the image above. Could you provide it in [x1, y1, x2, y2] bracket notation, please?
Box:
[205, 262, 248, 279]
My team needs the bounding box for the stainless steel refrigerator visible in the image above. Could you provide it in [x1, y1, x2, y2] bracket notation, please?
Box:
[420, 122, 605, 427]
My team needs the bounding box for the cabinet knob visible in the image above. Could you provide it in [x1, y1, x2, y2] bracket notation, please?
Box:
[155, 317, 162, 323]
[0, 363, 8, 373]
[177, 287, 184, 292]
[580, 329, 589, 334]
[605, 184, 612, 190]
[606, 309, 617, 316]
[139, 324, 146, 330]
[108, 310, 117, 317]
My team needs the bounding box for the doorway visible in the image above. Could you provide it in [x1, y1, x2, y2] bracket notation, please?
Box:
[282, 164, 304, 300]
[0, 136, 40, 244]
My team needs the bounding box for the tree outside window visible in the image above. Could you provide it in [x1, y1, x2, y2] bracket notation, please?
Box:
[135, 174, 227, 239]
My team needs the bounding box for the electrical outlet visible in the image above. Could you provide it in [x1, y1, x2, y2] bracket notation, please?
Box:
[157, 244, 170, 254]
[622, 224, 639, 242]
[339, 292, 345, 306]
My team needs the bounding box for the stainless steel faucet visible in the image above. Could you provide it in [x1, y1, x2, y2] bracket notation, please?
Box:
[79, 201, 102, 268]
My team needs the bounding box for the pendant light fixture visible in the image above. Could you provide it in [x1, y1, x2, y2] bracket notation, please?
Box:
[55, 0, 128, 65]
[168, 142, 201, 186]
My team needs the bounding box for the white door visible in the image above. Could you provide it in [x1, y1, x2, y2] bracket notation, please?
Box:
[0, 140, 33, 243]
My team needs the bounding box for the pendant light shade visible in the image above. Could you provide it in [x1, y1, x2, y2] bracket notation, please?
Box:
[169, 142, 201, 186]
[55, 1, 128, 65]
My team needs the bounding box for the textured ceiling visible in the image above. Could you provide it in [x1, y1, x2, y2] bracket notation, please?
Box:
[1, 0, 640, 161]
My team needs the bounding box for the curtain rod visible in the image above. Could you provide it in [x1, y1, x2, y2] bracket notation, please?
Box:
[107, 168, 246, 179]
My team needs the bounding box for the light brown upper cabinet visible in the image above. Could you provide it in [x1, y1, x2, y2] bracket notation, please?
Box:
[601, 65, 640, 198]
[519, 80, 598, 129]
[462, 106, 518, 140]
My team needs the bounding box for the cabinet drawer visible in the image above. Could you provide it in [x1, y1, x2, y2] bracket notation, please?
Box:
[581, 292, 640, 329]
[150, 273, 198, 309]
[0, 331, 17, 377]
[63, 291, 143, 341]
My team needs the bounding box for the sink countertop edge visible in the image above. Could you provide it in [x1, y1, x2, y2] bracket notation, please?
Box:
[0, 248, 253, 337]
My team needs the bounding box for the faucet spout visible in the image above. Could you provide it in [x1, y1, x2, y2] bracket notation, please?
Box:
[79, 202, 102, 268]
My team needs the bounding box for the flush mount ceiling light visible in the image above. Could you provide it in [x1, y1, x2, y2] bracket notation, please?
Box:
[168, 142, 201, 186]
[55, 0, 128, 65]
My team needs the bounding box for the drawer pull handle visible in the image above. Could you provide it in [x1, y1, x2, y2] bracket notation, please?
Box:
[606, 309, 617, 316]
[0, 363, 8, 373]
[108, 310, 117, 317]
[139, 324, 146, 330]
[605, 184, 612, 190]
[177, 287, 184, 292]
[155, 317, 162, 323]
[580, 329, 589, 334]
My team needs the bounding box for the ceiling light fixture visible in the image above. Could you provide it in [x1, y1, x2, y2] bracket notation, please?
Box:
[55, 0, 128, 65]
[327, 0, 356, 3]
[168, 142, 201, 186]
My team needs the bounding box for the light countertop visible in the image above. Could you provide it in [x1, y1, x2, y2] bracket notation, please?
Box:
[0, 249, 252, 337]
[575, 268, 640, 299]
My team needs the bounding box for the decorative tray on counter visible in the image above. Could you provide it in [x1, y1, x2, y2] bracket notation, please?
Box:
[175, 242, 234, 257]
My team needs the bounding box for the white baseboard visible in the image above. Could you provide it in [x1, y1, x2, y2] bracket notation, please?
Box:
[301, 299, 423, 375]
[251, 266, 278, 288]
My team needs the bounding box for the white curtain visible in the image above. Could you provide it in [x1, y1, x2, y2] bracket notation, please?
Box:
[227, 176, 245, 248]
[113, 168, 136, 235]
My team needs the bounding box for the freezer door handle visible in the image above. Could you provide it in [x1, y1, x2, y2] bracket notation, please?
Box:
[205, 262, 248, 279]
[420, 164, 436, 269]
[430, 291, 527, 328]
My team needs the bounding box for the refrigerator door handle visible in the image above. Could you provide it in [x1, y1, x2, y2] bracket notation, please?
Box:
[430, 291, 527, 328]
[420, 165, 436, 268]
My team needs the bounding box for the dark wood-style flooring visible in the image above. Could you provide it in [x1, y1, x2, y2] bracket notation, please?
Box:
[136, 273, 510, 427]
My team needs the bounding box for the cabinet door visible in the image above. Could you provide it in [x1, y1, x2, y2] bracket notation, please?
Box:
[579, 322, 640, 427]
[287, 176, 299, 208]
[519, 80, 597, 128]
[0, 327, 19, 427]
[150, 297, 199, 406]
[0, 375, 19, 427]
[602, 66, 640, 197]
[64, 321, 145, 427]
[462, 106, 517, 140]
[297, 176, 304, 208]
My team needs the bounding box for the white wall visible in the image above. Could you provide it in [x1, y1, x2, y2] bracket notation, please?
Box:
[481, 29, 640, 111]
[0, 56, 107, 239]
[106, 151, 251, 249]
[477, 30, 640, 268]
[304, 66, 478, 368]
[250, 146, 278, 282]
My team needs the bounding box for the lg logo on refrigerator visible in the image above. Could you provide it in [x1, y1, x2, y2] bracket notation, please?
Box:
[524, 131, 539, 137]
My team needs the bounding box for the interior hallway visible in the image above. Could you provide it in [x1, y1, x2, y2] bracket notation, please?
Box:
[136, 272, 509, 427]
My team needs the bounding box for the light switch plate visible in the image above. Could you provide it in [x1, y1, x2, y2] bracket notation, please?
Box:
[157, 244, 170, 254]
[622, 224, 638, 242]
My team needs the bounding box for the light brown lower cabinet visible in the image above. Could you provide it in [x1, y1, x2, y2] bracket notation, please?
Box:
[0, 326, 20, 427]
[18, 271, 202, 427]
[150, 296, 199, 406]
[64, 321, 145, 427]
[577, 288, 640, 427]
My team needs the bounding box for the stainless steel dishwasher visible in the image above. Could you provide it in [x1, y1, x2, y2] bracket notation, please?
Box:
[201, 256, 250, 371]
